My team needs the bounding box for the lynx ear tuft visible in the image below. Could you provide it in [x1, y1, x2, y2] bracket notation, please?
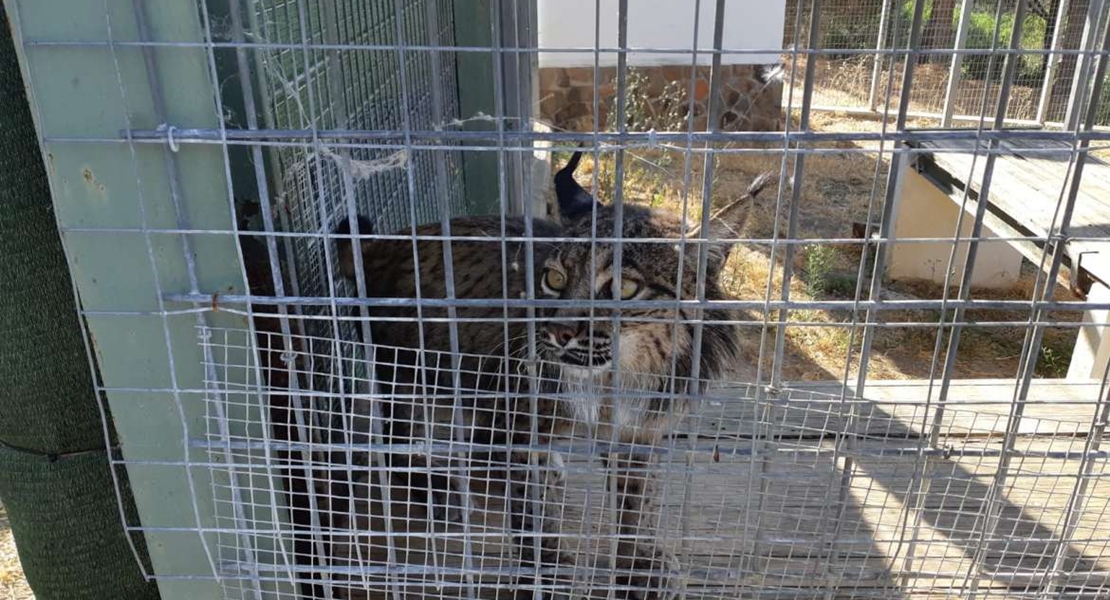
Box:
[554, 150, 601, 222]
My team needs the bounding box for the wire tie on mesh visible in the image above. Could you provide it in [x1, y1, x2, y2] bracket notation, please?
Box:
[156, 123, 180, 153]
[280, 350, 296, 365]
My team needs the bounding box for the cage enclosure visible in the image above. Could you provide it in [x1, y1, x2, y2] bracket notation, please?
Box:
[7, 0, 1110, 598]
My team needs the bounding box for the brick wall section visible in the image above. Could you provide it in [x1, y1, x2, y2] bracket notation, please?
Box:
[539, 64, 783, 132]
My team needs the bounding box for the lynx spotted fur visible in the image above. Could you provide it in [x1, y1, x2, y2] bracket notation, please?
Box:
[336, 152, 772, 599]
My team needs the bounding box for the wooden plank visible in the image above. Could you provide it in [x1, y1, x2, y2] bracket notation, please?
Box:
[688, 379, 1107, 440]
[916, 138, 1110, 285]
[921, 139, 1110, 230]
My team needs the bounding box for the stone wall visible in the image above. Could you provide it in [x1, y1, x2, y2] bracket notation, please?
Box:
[538, 64, 783, 132]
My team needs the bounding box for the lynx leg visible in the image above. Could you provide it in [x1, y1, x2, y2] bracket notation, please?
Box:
[509, 450, 573, 598]
[603, 452, 678, 600]
[386, 383, 472, 523]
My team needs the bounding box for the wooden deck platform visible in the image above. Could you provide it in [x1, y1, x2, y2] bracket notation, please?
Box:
[324, 379, 1110, 599]
[911, 138, 1110, 290]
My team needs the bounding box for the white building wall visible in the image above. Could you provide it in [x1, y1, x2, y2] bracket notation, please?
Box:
[537, 0, 786, 68]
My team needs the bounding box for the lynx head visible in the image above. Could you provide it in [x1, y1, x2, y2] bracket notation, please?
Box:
[543, 151, 773, 389]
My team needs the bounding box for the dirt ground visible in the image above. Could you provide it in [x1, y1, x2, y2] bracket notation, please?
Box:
[788, 56, 1046, 124]
[0, 504, 32, 600]
[572, 109, 1081, 383]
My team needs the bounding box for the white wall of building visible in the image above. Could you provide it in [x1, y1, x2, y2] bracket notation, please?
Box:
[537, 0, 786, 68]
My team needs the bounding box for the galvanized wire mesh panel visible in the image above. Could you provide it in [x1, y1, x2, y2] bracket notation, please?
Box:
[238, 0, 468, 449]
[199, 327, 1110, 598]
[9, 0, 1110, 598]
[250, 0, 464, 244]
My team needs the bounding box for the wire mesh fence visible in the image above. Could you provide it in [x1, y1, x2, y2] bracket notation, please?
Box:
[784, 0, 1108, 127]
[198, 325, 1110, 599]
[8, 0, 1110, 598]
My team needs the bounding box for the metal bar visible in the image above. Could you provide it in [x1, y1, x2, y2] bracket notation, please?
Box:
[679, 6, 726, 597]
[907, 3, 1030, 590]
[771, 0, 821, 389]
[960, 0, 1100, 593]
[91, 310, 1110, 330]
[604, 1, 631, 593]
[673, 5, 707, 597]
[294, 1, 407, 598]
[25, 37, 1110, 57]
[56, 225, 1110, 247]
[423, 2, 478, 589]
[499, 0, 547, 594]
[820, 0, 929, 593]
[163, 292, 1110, 312]
[577, 0, 604, 593]
[112, 124, 1110, 144]
[226, 2, 334, 596]
[1010, 10, 1110, 600]
[182, 438, 1110, 460]
[485, 1, 534, 596]
[895, 1, 1016, 581]
[737, 0, 813, 587]
[935, 0, 1030, 456]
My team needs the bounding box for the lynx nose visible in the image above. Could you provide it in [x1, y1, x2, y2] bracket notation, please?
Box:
[544, 323, 576, 347]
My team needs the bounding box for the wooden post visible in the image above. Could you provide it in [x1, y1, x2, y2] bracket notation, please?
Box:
[1068, 281, 1110, 379]
[941, 0, 974, 127]
[869, 0, 892, 111]
[1064, 0, 1106, 129]
[888, 168, 1023, 288]
[1037, 0, 1074, 124]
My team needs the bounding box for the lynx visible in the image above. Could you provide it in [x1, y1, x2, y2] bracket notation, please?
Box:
[335, 152, 771, 599]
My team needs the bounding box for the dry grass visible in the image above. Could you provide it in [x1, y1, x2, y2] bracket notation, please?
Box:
[570, 112, 1081, 383]
[0, 504, 32, 600]
[786, 56, 1044, 123]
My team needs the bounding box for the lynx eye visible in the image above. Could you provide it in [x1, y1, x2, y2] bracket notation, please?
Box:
[619, 278, 640, 300]
[544, 268, 567, 291]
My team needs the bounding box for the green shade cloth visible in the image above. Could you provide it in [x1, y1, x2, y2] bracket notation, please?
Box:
[0, 4, 160, 599]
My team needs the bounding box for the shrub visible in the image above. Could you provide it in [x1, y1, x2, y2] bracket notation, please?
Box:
[961, 8, 1046, 84]
[805, 245, 838, 296]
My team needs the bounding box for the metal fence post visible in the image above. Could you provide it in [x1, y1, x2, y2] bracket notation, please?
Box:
[941, 0, 975, 127]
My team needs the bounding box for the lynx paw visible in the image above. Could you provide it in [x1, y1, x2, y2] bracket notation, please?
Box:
[532, 450, 566, 489]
